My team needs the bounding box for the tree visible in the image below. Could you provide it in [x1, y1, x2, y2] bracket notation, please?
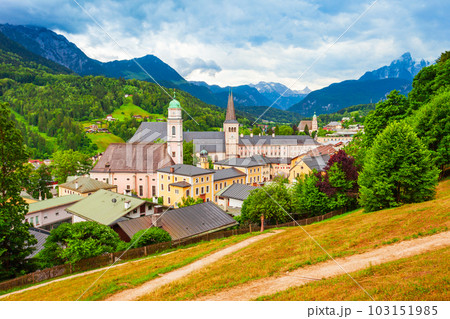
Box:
[178, 196, 204, 208]
[183, 140, 194, 165]
[0, 102, 37, 280]
[411, 89, 450, 176]
[51, 150, 93, 183]
[316, 150, 359, 211]
[36, 222, 122, 267]
[359, 122, 439, 212]
[24, 164, 53, 200]
[130, 228, 171, 248]
[292, 172, 330, 217]
[252, 126, 262, 135]
[303, 124, 310, 136]
[278, 125, 294, 135]
[241, 182, 291, 231]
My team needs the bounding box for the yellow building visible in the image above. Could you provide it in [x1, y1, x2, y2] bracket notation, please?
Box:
[58, 176, 117, 197]
[213, 156, 269, 184]
[212, 168, 246, 203]
[288, 154, 330, 182]
[157, 164, 214, 207]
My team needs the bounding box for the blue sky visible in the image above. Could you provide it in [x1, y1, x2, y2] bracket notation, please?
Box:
[0, 0, 449, 90]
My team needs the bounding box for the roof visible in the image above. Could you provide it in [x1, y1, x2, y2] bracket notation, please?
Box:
[116, 216, 154, 240]
[27, 194, 82, 214]
[184, 131, 226, 153]
[213, 168, 246, 181]
[306, 145, 336, 157]
[161, 202, 238, 240]
[66, 189, 146, 226]
[264, 157, 292, 164]
[169, 99, 181, 109]
[28, 228, 50, 259]
[214, 156, 269, 168]
[215, 183, 258, 201]
[128, 122, 168, 143]
[59, 177, 116, 193]
[169, 181, 192, 188]
[302, 154, 331, 172]
[224, 91, 238, 123]
[157, 164, 214, 176]
[238, 135, 319, 146]
[91, 143, 174, 173]
[298, 120, 313, 131]
[327, 121, 341, 126]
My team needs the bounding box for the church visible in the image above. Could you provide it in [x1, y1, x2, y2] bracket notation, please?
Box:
[129, 92, 321, 164]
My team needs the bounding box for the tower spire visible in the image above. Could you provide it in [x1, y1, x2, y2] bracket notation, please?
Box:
[225, 90, 237, 122]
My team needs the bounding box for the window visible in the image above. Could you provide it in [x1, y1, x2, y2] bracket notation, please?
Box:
[175, 189, 179, 194]
[152, 186, 156, 196]
[161, 175, 164, 179]
[186, 190, 190, 197]
[139, 185, 143, 197]
[127, 185, 130, 190]
[35, 216, 39, 225]
[168, 186, 171, 192]
[44, 215, 48, 220]
[196, 188, 199, 195]
[195, 178, 199, 183]
[201, 177, 204, 182]
[161, 184, 164, 190]
[201, 187, 204, 194]
[175, 177, 178, 181]
[114, 178, 117, 180]
[127, 178, 130, 181]
[56, 212, 59, 216]
[206, 186, 209, 193]
[168, 197, 171, 204]
[172, 152, 176, 157]
[172, 126, 176, 135]
[140, 205, 146, 216]
[215, 184, 218, 191]
[206, 177, 209, 181]
[139, 178, 142, 181]
[220, 183, 223, 189]
[224, 182, 227, 187]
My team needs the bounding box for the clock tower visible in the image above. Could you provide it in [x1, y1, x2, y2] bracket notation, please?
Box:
[223, 91, 239, 158]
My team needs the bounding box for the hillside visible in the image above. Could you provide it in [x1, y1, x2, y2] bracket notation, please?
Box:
[3, 179, 448, 301]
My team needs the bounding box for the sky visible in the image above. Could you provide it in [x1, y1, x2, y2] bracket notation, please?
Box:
[0, 0, 449, 90]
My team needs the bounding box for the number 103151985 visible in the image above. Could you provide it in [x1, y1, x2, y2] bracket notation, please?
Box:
[368, 305, 438, 316]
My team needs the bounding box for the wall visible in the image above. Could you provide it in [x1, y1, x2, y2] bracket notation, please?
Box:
[26, 204, 75, 229]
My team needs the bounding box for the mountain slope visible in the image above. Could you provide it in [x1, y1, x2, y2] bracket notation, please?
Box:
[248, 81, 310, 110]
[289, 53, 430, 116]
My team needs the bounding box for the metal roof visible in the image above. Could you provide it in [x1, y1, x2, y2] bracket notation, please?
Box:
[213, 168, 246, 181]
[27, 194, 82, 214]
[66, 189, 146, 226]
[116, 216, 154, 240]
[161, 201, 238, 240]
[169, 181, 192, 188]
[214, 156, 268, 168]
[91, 143, 175, 173]
[128, 122, 168, 143]
[215, 183, 258, 201]
[184, 131, 226, 153]
[28, 228, 50, 259]
[59, 177, 116, 193]
[302, 154, 331, 172]
[157, 164, 214, 176]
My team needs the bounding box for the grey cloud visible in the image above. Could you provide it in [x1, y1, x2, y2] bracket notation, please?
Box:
[176, 57, 222, 77]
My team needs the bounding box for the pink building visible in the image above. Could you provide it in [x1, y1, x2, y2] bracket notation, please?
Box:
[90, 143, 174, 199]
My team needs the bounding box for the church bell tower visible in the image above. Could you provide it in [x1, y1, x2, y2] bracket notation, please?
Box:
[167, 93, 183, 164]
[223, 91, 239, 158]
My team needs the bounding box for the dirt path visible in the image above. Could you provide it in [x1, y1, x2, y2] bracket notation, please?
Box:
[106, 230, 284, 301]
[196, 231, 450, 300]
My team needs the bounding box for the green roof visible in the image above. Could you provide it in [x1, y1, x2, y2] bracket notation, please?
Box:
[169, 99, 181, 109]
[59, 176, 116, 193]
[27, 195, 82, 214]
[66, 189, 146, 226]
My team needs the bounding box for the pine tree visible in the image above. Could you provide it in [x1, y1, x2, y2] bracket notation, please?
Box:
[0, 102, 37, 280]
[359, 121, 439, 212]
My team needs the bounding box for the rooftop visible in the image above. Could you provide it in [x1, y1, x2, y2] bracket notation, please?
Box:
[302, 154, 331, 172]
[27, 194, 82, 214]
[214, 156, 269, 168]
[215, 183, 258, 201]
[169, 181, 192, 188]
[158, 164, 214, 176]
[66, 190, 146, 226]
[59, 177, 116, 193]
[213, 168, 246, 181]
[28, 228, 50, 259]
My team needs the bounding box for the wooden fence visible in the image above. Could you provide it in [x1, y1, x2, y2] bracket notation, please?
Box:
[0, 209, 344, 292]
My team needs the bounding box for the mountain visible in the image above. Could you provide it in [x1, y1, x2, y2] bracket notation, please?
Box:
[249, 81, 310, 110]
[359, 52, 430, 81]
[289, 53, 430, 116]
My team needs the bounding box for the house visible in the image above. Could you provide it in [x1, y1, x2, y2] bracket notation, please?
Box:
[28, 228, 50, 259]
[212, 167, 247, 203]
[28, 159, 44, 168]
[298, 112, 318, 134]
[113, 202, 237, 242]
[132, 115, 143, 119]
[90, 143, 175, 199]
[67, 189, 155, 226]
[26, 194, 82, 230]
[288, 153, 331, 182]
[316, 134, 354, 145]
[215, 183, 258, 212]
[59, 176, 117, 197]
[157, 164, 215, 207]
[323, 121, 342, 131]
[264, 157, 292, 179]
[105, 115, 116, 121]
[213, 156, 270, 184]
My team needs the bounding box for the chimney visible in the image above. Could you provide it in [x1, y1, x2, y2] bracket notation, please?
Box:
[240, 133, 243, 137]
[75, 182, 79, 190]
[124, 200, 131, 210]
[152, 213, 162, 227]
[272, 133, 275, 137]
[258, 133, 261, 136]
[250, 133, 253, 137]
[170, 167, 174, 173]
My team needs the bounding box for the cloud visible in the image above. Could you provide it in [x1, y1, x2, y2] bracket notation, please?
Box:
[175, 57, 222, 77]
[0, 0, 449, 90]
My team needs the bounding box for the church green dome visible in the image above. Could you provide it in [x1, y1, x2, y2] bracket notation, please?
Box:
[200, 149, 208, 156]
[169, 99, 181, 109]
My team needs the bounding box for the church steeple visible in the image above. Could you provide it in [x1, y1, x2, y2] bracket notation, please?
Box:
[225, 91, 237, 122]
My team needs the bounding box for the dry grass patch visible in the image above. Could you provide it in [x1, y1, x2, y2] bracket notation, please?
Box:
[1, 233, 256, 301]
[257, 247, 450, 301]
[139, 180, 450, 300]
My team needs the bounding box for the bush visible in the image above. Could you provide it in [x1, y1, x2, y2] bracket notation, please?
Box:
[130, 228, 172, 248]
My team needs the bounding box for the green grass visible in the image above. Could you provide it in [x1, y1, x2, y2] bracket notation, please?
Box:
[256, 247, 450, 301]
[111, 98, 155, 121]
[86, 132, 124, 153]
